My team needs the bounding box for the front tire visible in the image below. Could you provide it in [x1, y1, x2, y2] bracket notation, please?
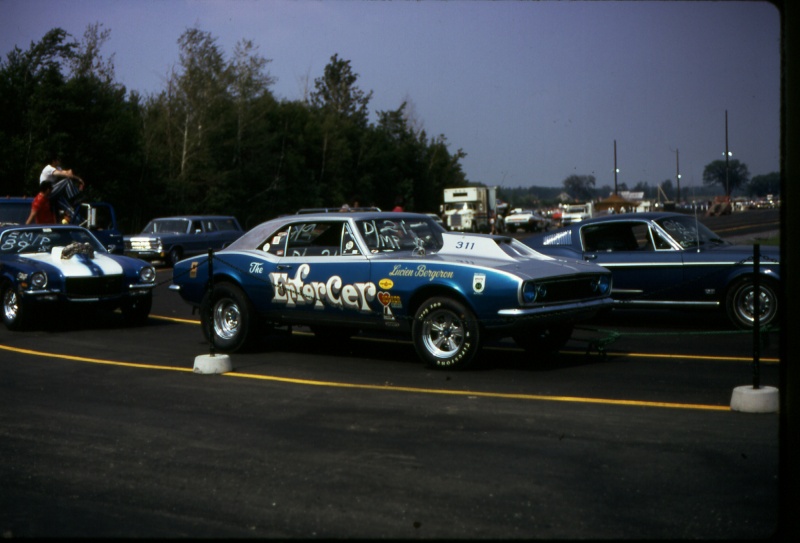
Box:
[725, 277, 778, 329]
[168, 247, 183, 267]
[201, 283, 255, 352]
[412, 297, 481, 370]
[1, 283, 27, 330]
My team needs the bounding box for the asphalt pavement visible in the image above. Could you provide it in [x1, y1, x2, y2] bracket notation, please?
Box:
[0, 207, 788, 538]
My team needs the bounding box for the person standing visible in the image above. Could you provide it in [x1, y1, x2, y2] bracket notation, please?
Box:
[25, 181, 57, 224]
[40, 154, 84, 222]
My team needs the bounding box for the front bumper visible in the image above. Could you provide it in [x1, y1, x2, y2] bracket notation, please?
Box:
[490, 297, 613, 331]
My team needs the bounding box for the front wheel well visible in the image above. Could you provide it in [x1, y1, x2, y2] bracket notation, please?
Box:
[408, 285, 476, 322]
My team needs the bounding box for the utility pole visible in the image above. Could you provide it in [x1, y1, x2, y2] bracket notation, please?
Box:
[725, 110, 730, 198]
[614, 140, 618, 195]
[676, 148, 681, 203]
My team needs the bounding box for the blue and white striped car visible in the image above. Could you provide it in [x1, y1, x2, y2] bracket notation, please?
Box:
[170, 212, 612, 370]
[1, 225, 156, 329]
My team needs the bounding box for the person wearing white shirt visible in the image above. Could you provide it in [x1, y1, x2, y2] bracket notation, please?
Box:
[40, 154, 85, 223]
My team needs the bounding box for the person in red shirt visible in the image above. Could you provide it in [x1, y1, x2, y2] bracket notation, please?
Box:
[26, 181, 57, 224]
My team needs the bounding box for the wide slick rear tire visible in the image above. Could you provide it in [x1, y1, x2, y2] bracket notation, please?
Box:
[412, 296, 481, 370]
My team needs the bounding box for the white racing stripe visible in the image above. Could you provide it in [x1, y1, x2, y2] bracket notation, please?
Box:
[22, 249, 124, 277]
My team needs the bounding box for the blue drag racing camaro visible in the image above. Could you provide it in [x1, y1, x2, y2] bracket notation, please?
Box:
[523, 212, 780, 329]
[170, 212, 613, 369]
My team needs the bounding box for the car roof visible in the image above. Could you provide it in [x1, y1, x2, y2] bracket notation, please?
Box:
[226, 211, 438, 250]
[148, 215, 239, 221]
[286, 211, 429, 221]
[575, 211, 688, 225]
[0, 223, 87, 234]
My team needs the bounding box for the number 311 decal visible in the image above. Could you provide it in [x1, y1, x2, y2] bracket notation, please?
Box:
[454, 241, 475, 250]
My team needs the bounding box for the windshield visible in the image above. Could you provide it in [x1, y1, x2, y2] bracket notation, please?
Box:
[0, 227, 105, 255]
[656, 215, 726, 249]
[143, 219, 190, 234]
[356, 217, 445, 253]
[445, 202, 476, 212]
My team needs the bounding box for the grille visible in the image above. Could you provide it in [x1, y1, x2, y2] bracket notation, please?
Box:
[65, 276, 125, 297]
[537, 275, 606, 303]
[126, 239, 155, 251]
[542, 230, 573, 246]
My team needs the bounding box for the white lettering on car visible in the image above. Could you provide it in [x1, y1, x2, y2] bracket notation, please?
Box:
[269, 264, 376, 312]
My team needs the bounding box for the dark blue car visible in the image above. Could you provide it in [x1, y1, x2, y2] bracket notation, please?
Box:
[1, 224, 156, 330]
[170, 212, 613, 369]
[524, 212, 779, 329]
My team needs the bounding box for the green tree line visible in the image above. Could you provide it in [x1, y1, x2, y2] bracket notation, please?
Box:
[0, 26, 467, 232]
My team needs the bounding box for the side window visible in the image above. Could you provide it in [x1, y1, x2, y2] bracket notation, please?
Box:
[261, 226, 289, 256]
[214, 219, 238, 231]
[631, 224, 654, 251]
[190, 221, 202, 234]
[582, 223, 639, 252]
[341, 224, 361, 256]
[204, 220, 218, 233]
[262, 222, 361, 258]
[284, 222, 344, 257]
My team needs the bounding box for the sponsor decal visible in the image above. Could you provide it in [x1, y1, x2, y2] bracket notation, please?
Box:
[473, 273, 486, 294]
[190, 261, 198, 278]
[377, 291, 396, 320]
[378, 278, 394, 289]
[388, 264, 455, 281]
[269, 263, 376, 312]
[249, 262, 264, 274]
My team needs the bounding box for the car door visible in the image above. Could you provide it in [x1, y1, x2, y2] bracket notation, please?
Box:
[178, 219, 211, 257]
[265, 219, 376, 327]
[579, 220, 685, 303]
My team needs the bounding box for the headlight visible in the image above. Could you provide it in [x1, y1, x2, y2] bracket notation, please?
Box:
[30, 271, 48, 289]
[591, 275, 612, 295]
[139, 266, 156, 283]
[522, 282, 547, 304]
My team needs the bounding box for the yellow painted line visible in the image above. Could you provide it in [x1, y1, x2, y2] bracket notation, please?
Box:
[147, 314, 780, 364]
[561, 349, 780, 364]
[1, 343, 730, 412]
[0, 344, 193, 372]
[221, 371, 731, 411]
[150, 314, 202, 325]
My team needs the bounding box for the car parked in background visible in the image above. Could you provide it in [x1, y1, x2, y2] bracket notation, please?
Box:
[1, 224, 156, 329]
[170, 212, 613, 370]
[523, 212, 780, 329]
[0, 197, 124, 254]
[503, 208, 550, 233]
[125, 215, 243, 266]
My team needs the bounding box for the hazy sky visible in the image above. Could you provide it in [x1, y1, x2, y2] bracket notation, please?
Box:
[0, 0, 781, 195]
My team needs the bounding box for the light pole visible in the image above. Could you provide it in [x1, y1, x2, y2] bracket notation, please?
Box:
[724, 110, 731, 198]
[675, 148, 681, 203]
[613, 139, 619, 195]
